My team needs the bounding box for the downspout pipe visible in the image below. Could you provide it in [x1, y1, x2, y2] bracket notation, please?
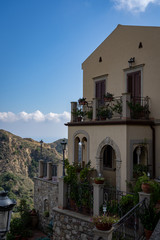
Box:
[150, 124, 155, 178]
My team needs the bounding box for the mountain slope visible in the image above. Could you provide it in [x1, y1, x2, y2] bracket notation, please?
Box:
[0, 129, 67, 206]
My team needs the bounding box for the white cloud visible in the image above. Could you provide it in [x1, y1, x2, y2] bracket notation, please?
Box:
[0, 112, 18, 122]
[113, 0, 160, 13]
[0, 110, 71, 123]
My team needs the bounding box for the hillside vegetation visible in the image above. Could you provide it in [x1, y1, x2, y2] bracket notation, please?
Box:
[0, 129, 67, 207]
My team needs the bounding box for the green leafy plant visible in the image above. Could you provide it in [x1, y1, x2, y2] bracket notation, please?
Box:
[111, 99, 122, 114]
[128, 173, 160, 204]
[86, 109, 93, 120]
[94, 176, 105, 181]
[64, 161, 78, 202]
[44, 211, 49, 217]
[72, 108, 86, 120]
[119, 194, 134, 215]
[104, 92, 114, 101]
[127, 101, 150, 119]
[97, 106, 113, 120]
[7, 199, 33, 239]
[139, 203, 160, 231]
[133, 164, 148, 178]
[105, 200, 119, 216]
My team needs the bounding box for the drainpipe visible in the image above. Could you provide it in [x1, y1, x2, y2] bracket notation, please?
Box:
[150, 124, 155, 178]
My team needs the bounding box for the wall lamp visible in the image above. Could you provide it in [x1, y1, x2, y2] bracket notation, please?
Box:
[61, 139, 67, 176]
[0, 191, 16, 240]
[128, 57, 135, 68]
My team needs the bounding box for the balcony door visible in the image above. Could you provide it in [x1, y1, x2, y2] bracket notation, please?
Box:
[95, 80, 105, 104]
[127, 71, 141, 99]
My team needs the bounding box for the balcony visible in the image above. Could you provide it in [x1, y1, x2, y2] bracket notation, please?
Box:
[70, 93, 150, 123]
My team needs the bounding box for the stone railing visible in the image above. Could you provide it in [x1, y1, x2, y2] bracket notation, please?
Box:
[38, 159, 58, 182]
[57, 178, 153, 240]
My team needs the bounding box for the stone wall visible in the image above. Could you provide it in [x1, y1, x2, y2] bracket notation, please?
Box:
[34, 177, 58, 232]
[52, 207, 94, 240]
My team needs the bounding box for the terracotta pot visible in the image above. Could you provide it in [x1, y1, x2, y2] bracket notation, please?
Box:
[94, 179, 104, 184]
[95, 223, 112, 231]
[104, 97, 113, 102]
[144, 229, 153, 240]
[79, 101, 86, 105]
[141, 183, 151, 193]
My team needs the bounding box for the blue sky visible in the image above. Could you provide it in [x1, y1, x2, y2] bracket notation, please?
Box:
[0, 0, 160, 142]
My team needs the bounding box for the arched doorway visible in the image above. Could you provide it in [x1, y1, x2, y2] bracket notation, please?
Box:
[96, 137, 121, 190]
[102, 145, 116, 187]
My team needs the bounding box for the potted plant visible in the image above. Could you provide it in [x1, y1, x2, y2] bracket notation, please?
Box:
[78, 97, 87, 105]
[94, 176, 105, 184]
[97, 107, 113, 120]
[72, 108, 86, 122]
[138, 172, 152, 193]
[92, 215, 119, 231]
[139, 204, 160, 239]
[127, 101, 150, 119]
[104, 92, 114, 102]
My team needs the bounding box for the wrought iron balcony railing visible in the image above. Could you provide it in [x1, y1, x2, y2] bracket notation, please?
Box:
[70, 94, 150, 123]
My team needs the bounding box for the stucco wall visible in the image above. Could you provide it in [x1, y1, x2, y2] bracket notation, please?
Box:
[68, 123, 157, 191]
[68, 124, 127, 191]
[34, 177, 58, 232]
[155, 125, 160, 177]
[82, 25, 160, 120]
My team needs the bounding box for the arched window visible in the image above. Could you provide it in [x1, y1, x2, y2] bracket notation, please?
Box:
[78, 142, 82, 163]
[103, 145, 114, 169]
[74, 137, 80, 164]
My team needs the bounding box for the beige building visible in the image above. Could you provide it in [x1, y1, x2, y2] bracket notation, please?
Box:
[65, 25, 160, 191]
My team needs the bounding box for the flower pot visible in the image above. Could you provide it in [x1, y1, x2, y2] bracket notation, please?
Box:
[141, 183, 151, 193]
[79, 101, 87, 105]
[144, 229, 153, 240]
[95, 223, 112, 231]
[94, 179, 104, 184]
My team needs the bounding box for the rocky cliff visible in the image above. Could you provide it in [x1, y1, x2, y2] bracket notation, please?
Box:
[0, 129, 67, 206]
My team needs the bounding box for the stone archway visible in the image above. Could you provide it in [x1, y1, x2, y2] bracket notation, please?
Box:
[96, 137, 121, 190]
